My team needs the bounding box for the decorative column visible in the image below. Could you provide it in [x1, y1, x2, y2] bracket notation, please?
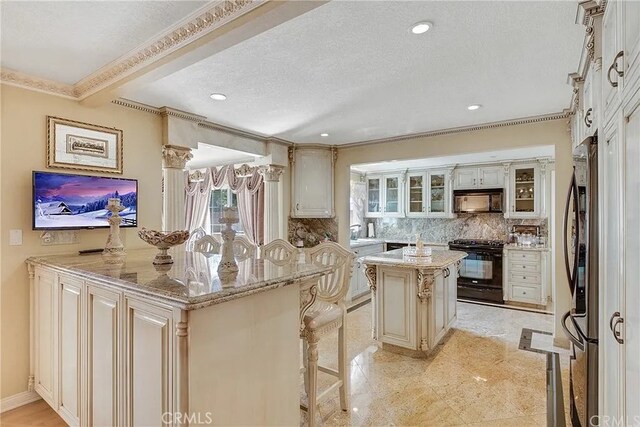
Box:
[162, 145, 192, 231]
[259, 165, 285, 244]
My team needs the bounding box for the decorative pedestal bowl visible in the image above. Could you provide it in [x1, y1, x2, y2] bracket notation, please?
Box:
[138, 228, 190, 265]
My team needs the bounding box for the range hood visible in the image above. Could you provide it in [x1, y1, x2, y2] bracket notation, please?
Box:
[453, 188, 504, 213]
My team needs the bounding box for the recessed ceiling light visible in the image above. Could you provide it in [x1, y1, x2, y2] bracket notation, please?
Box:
[410, 21, 432, 34]
[467, 104, 482, 111]
[210, 93, 227, 101]
[320, 133, 329, 137]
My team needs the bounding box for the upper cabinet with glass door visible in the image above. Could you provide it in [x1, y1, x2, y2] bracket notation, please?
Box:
[366, 173, 404, 218]
[405, 170, 452, 218]
[508, 163, 542, 218]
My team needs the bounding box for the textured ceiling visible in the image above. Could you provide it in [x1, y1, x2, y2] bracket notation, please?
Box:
[0, 1, 207, 84]
[124, 0, 585, 145]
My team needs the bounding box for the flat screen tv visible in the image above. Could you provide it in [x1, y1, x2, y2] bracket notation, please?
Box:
[33, 171, 138, 230]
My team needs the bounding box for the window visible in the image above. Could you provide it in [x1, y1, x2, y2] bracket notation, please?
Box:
[209, 188, 243, 234]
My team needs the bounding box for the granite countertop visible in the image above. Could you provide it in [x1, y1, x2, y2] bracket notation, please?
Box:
[362, 248, 467, 269]
[349, 239, 449, 249]
[503, 244, 550, 252]
[27, 248, 330, 311]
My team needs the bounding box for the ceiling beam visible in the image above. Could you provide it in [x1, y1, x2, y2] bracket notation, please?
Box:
[80, 0, 328, 107]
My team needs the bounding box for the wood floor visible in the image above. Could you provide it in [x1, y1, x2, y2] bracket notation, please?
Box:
[0, 400, 66, 427]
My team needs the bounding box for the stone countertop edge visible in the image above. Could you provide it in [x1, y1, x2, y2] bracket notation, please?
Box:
[503, 244, 550, 252]
[361, 249, 468, 269]
[26, 257, 331, 311]
[350, 239, 449, 249]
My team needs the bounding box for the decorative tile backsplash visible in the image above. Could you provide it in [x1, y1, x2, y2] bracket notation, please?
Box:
[288, 217, 339, 248]
[367, 214, 547, 243]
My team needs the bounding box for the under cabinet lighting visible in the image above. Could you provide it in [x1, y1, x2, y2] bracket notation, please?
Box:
[320, 133, 329, 137]
[467, 104, 482, 111]
[210, 93, 227, 101]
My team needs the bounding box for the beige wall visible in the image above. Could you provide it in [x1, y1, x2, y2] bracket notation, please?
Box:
[0, 85, 163, 399]
[335, 119, 572, 346]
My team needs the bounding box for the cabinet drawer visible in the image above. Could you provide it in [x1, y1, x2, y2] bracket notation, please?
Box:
[511, 284, 541, 303]
[509, 261, 541, 274]
[508, 251, 540, 263]
[510, 271, 541, 285]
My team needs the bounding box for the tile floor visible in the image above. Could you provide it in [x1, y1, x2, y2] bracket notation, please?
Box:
[302, 301, 570, 426]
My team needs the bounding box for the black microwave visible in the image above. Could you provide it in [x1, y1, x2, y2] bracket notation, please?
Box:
[453, 189, 504, 213]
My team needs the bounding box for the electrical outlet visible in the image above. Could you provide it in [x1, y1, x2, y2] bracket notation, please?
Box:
[9, 229, 23, 246]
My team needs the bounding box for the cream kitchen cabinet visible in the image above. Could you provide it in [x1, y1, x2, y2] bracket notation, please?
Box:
[349, 243, 384, 302]
[406, 170, 452, 218]
[290, 146, 335, 218]
[453, 166, 504, 189]
[29, 265, 182, 427]
[445, 262, 459, 328]
[503, 249, 549, 306]
[507, 162, 545, 219]
[365, 173, 404, 217]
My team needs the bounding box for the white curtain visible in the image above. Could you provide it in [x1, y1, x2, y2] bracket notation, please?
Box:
[185, 165, 264, 244]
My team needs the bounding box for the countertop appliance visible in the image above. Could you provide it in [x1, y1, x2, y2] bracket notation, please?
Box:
[561, 135, 598, 426]
[448, 239, 505, 303]
[453, 189, 503, 214]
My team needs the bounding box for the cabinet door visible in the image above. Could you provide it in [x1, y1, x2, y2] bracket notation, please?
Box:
[478, 167, 503, 188]
[34, 268, 57, 408]
[383, 174, 403, 216]
[86, 284, 121, 427]
[623, 0, 640, 93]
[446, 265, 457, 326]
[602, 0, 622, 121]
[293, 149, 333, 217]
[406, 173, 426, 217]
[377, 268, 416, 349]
[432, 273, 446, 345]
[454, 168, 478, 189]
[510, 164, 539, 218]
[365, 176, 382, 217]
[125, 298, 173, 427]
[623, 99, 640, 422]
[600, 116, 624, 422]
[427, 171, 447, 217]
[58, 276, 83, 426]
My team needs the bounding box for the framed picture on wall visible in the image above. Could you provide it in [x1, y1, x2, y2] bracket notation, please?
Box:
[47, 116, 123, 174]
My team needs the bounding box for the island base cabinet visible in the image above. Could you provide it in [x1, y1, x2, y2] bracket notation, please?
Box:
[86, 285, 121, 427]
[372, 263, 459, 356]
[377, 268, 417, 349]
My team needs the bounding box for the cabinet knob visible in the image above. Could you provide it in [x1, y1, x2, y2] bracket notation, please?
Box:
[522, 265, 526, 268]
[523, 276, 527, 280]
[523, 291, 527, 295]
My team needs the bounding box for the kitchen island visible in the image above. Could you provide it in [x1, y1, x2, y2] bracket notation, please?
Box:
[363, 248, 467, 357]
[27, 248, 329, 426]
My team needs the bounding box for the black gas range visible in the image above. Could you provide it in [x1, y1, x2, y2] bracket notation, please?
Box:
[448, 239, 505, 303]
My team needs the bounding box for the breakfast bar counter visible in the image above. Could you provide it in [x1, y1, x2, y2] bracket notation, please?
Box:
[362, 248, 467, 357]
[26, 249, 329, 426]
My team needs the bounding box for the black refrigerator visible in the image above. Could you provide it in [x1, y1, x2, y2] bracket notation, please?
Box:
[562, 135, 599, 426]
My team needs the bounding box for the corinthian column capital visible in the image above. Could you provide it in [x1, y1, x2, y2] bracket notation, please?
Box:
[259, 165, 285, 182]
[162, 145, 192, 169]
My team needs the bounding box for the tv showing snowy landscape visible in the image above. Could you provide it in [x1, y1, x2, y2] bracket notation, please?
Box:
[33, 171, 138, 230]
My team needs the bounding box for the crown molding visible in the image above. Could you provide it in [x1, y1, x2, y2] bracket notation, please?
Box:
[0, 68, 77, 99]
[75, 0, 266, 99]
[338, 112, 570, 149]
[1, 0, 266, 101]
[158, 106, 207, 122]
[111, 98, 161, 114]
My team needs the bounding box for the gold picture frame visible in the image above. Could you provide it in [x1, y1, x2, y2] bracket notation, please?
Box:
[47, 116, 123, 174]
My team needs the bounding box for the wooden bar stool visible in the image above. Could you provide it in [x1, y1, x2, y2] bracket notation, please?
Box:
[300, 242, 355, 426]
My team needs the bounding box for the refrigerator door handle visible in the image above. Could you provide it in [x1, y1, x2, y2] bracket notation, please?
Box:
[561, 311, 584, 351]
[563, 171, 579, 295]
